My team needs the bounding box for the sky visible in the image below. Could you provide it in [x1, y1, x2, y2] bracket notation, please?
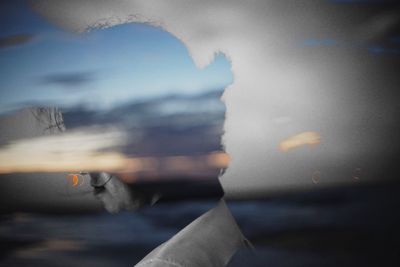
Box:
[0, 0, 232, 182]
[1, 0, 400, 198]
[29, 0, 400, 197]
[0, 0, 233, 113]
[1, 3, 400, 266]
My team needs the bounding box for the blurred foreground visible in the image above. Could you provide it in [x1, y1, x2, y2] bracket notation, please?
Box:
[1, 180, 400, 267]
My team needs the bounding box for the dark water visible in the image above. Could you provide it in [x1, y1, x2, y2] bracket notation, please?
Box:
[1, 181, 400, 267]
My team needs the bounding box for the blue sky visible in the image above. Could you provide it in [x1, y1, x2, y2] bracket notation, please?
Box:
[0, 1, 233, 112]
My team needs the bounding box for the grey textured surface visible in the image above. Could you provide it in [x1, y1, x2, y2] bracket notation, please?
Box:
[136, 200, 245, 267]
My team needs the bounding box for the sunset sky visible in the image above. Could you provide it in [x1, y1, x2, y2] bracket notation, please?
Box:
[0, 0, 233, 113]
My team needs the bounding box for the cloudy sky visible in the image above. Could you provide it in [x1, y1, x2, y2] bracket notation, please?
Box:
[0, 0, 232, 112]
[27, 0, 400, 197]
[1, 0, 400, 199]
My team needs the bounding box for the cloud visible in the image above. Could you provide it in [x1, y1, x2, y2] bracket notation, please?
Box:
[31, 1, 400, 197]
[302, 39, 338, 47]
[0, 127, 127, 173]
[0, 34, 35, 49]
[0, 123, 229, 180]
[40, 71, 96, 88]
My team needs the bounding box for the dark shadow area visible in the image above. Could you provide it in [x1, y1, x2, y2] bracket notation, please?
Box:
[1, 179, 399, 266]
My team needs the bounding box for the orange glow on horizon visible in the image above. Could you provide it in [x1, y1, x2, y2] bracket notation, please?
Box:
[0, 125, 231, 178]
